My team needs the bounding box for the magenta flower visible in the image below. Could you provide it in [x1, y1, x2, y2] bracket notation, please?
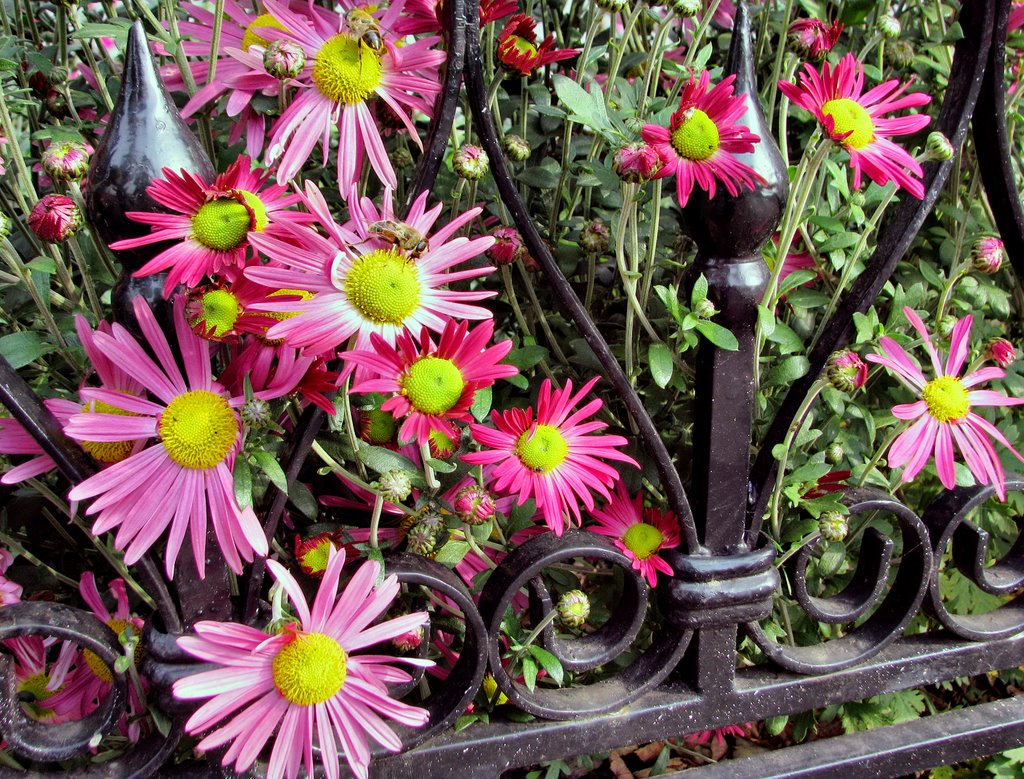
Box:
[788, 18, 843, 60]
[496, 14, 578, 75]
[865, 307, 1024, 500]
[641, 71, 762, 207]
[612, 142, 664, 183]
[245, 185, 496, 364]
[261, 0, 444, 193]
[985, 338, 1017, 368]
[27, 194, 81, 243]
[173, 548, 430, 779]
[465, 377, 638, 535]
[65, 298, 271, 578]
[589, 481, 680, 587]
[344, 318, 518, 445]
[109, 156, 314, 296]
[779, 53, 932, 198]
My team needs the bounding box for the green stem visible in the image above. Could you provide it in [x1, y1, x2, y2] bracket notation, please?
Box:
[682, 0, 723, 67]
[765, 0, 796, 120]
[855, 425, 902, 488]
[310, 440, 417, 516]
[420, 441, 439, 490]
[769, 379, 826, 539]
[369, 494, 384, 549]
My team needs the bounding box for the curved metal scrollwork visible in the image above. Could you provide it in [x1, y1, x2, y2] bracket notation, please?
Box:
[477, 531, 691, 718]
[746, 487, 933, 674]
[0, 602, 127, 761]
[923, 476, 1024, 640]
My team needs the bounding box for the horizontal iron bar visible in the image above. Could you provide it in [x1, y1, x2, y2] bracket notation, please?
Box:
[373, 632, 1024, 777]
[672, 695, 1024, 779]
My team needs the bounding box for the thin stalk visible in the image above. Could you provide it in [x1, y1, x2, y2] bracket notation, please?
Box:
[769, 379, 826, 539]
[420, 441, 440, 490]
[764, 0, 796, 119]
[682, 0, 723, 67]
[369, 494, 384, 549]
[604, 4, 645, 109]
[208, 0, 227, 85]
[310, 440, 417, 516]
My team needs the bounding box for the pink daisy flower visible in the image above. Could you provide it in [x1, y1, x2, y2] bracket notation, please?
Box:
[864, 307, 1024, 500]
[260, 0, 444, 192]
[495, 14, 579, 76]
[588, 481, 680, 587]
[788, 18, 843, 60]
[464, 377, 639, 535]
[46, 573, 149, 743]
[65, 297, 271, 578]
[172, 547, 430, 779]
[245, 184, 496, 365]
[109, 156, 315, 297]
[778, 53, 932, 199]
[5, 636, 73, 723]
[344, 318, 518, 445]
[642, 71, 763, 207]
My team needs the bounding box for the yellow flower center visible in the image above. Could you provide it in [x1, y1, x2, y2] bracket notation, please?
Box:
[79, 400, 139, 464]
[84, 618, 134, 683]
[159, 390, 238, 470]
[670, 108, 720, 161]
[402, 357, 465, 415]
[429, 428, 457, 457]
[236, 190, 269, 232]
[19, 672, 56, 703]
[821, 98, 875, 149]
[241, 13, 287, 52]
[192, 198, 255, 252]
[922, 375, 970, 423]
[510, 36, 538, 56]
[193, 288, 242, 338]
[312, 34, 382, 105]
[272, 632, 347, 706]
[622, 522, 664, 561]
[481, 673, 509, 705]
[343, 249, 421, 325]
[298, 538, 334, 575]
[515, 424, 569, 473]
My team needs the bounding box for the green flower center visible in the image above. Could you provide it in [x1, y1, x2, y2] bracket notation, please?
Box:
[272, 632, 347, 706]
[402, 357, 465, 415]
[159, 390, 237, 469]
[312, 34, 382, 105]
[670, 108, 720, 162]
[821, 98, 875, 149]
[515, 424, 569, 473]
[192, 196, 258, 252]
[84, 618, 134, 683]
[19, 672, 56, 703]
[298, 538, 334, 576]
[622, 522, 664, 560]
[195, 288, 242, 338]
[363, 407, 398, 443]
[343, 249, 421, 325]
[922, 375, 970, 423]
[241, 13, 287, 52]
[510, 36, 538, 56]
[80, 399, 139, 464]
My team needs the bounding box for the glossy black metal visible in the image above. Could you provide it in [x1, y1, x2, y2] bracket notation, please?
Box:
[84, 20, 215, 332]
[748, 0, 1000, 532]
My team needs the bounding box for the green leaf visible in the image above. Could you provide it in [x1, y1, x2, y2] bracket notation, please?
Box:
[357, 445, 426, 486]
[233, 457, 253, 510]
[818, 232, 861, 252]
[648, 342, 673, 388]
[470, 520, 493, 542]
[25, 256, 56, 274]
[0, 331, 54, 369]
[506, 344, 549, 370]
[521, 655, 538, 692]
[365, 547, 386, 585]
[252, 450, 288, 493]
[690, 273, 709, 309]
[694, 320, 739, 351]
[528, 645, 564, 685]
[433, 540, 471, 566]
[425, 457, 457, 474]
[765, 355, 810, 386]
[470, 385, 492, 422]
[757, 305, 776, 338]
[289, 481, 319, 520]
[552, 74, 613, 134]
[113, 655, 131, 673]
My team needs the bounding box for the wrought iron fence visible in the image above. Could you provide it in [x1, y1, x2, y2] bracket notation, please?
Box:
[0, 0, 1022, 776]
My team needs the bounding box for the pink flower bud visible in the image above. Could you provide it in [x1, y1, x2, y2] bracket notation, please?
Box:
[40, 141, 91, 182]
[826, 350, 868, 392]
[612, 142, 663, 183]
[454, 484, 496, 526]
[971, 236, 1005, 274]
[28, 194, 81, 243]
[486, 226, 528, 266]
[985, 337, 1016, 368]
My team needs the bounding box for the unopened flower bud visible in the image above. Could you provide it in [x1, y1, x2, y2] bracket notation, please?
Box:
[825, 442, 845, 465]
[595, 0, 627, 11]
[405, 521, 439, 556]
[826, 350, 868, 392]
[390, 146, 414, 170]
[788, 19, 843, 61]
[49, 66, 70, 86]
[887, 39, 915, 68]
[453, 144, 490, 180]
[392, 625, 424, 652]
[502, 134, 532, 162]
[28, 194, 80, 243]
[850, 190, 867, 207]
[938, 313, 959, 338]
[41, 141, 91, 182]
[378, 469, 413, 504]
[877, 14, 901, 39]
[668, 0, 701, 16]
[818, 511, 848, 543]
[557, 589, 591, 627]
[486, 226, 528, 266]
[971, 236, 1005, 274]
[926, 131, 954, 161]
[693, 298, 717, 320]
[361, 407, 398, 444]
[454, 484, 496, 526]
[0, 213, 12, 240]
[985, 337, 1017, 368]
[263, 39, 306, 79]
[612, 142, 663, 183]
[580, 219, 610, 255]
[240, 397, 273, 429]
